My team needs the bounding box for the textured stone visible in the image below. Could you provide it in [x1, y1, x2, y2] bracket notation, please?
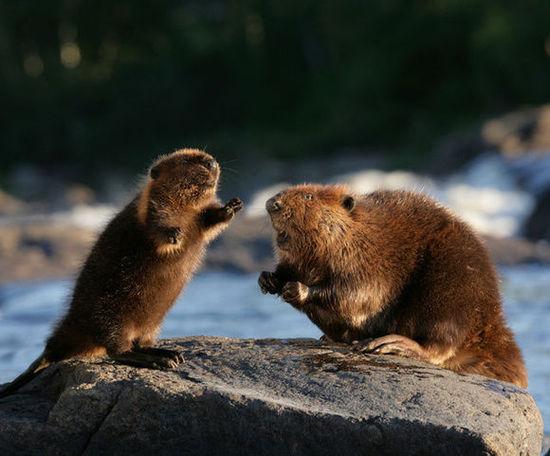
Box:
[0, 337, 543, 455]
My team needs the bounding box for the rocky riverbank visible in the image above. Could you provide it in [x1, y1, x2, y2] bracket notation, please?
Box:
[2, 140, 550, 284]
[0, 337, 544, 455]
[1, 211, 550, 284]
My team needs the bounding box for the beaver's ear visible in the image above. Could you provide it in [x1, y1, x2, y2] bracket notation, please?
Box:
[150, 165, 160, 180]
[342, 195, 355, 212]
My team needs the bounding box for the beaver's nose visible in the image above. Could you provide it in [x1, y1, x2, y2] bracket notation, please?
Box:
[205, 158, 218, 171]
[266, 197, 282, 213]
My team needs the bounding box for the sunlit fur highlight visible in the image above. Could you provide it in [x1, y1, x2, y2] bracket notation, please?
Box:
[264, 184, 527, 387]
[0, 148, 241, 398]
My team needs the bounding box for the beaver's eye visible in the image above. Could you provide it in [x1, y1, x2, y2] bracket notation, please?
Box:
[304, 194, 313, 201]
[203, 158, 218, 170]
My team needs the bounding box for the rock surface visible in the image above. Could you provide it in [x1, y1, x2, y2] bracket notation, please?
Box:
[483, 235, 550, 265]
[430, 104, 550, 174]
[481, 105, 550, 156]
[0, 337, 543, 455]
[0, 223, 96, 284]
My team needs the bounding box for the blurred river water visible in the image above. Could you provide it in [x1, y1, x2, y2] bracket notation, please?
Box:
[0, 267, 548, 431]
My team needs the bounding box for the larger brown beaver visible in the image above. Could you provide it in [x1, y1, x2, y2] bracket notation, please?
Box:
[0, 148, 243, 397]
[259, 184, 527, 387]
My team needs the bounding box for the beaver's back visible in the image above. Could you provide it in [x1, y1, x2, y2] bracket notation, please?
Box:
[358, 191, 526, 386]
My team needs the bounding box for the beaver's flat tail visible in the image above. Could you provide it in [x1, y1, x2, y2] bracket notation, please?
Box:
[0, 353, 50, 398]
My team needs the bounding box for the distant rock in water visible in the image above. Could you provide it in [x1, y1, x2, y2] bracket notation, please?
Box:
[482, 105, 550, 156]
[0, 190, 26, 216]
[524, 188, 550, 242]
[483, 235, 550, 265]
[431, 104, 550, 175]
[2, 147, 550, 283]
[0, 337, 543, 455]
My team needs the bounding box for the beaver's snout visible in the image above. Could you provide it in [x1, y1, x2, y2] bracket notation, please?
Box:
[266, 197, 282, 213]
[202, 159, 220, 186]
[205, 158, 218, 171]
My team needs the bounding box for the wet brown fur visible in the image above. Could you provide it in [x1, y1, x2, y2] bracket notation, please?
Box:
[0, 148, 242, 396]
[260, 184, 527, 387]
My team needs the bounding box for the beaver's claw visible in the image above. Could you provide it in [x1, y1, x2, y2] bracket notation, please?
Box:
[225, 197, 244, 214]
[259, 271, 281, 294]
[281, 281, 309, 307]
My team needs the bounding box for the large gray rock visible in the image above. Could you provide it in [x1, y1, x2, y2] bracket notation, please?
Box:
[0, 337, 543, 455]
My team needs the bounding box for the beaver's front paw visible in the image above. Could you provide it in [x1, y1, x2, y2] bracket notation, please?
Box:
[224, 197, 244, 215]
[281, 281, 309, 307]
[259, 271, 281, 294]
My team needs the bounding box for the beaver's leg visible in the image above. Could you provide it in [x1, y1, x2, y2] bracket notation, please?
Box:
[130, 331, 184, 365]
[352, 335, 458, 367]
[106, 330, 181, 370]
[132, 344, 184, 364]
[353, 334, 430, 362]
[109, 351, 179, 370]
[319, 335, 334, 343]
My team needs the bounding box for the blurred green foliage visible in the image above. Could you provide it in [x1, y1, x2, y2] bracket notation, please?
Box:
[1, 0, 549, 172]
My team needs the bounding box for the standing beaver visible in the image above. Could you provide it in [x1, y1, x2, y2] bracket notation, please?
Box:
[259, 184, 527, 387]
[0, 148, 243, 397]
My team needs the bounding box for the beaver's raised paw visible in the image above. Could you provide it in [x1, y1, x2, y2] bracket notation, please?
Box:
[281, 281, 309, 307]
[258, 271, 281, 294]
[224, 197, 244, 214]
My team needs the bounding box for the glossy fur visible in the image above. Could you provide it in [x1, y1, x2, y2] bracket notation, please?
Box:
[0, 149, 242, 397]
[260, 184, 527, 387]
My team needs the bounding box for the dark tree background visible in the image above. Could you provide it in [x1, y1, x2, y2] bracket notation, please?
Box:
[1, 0, 549, 174]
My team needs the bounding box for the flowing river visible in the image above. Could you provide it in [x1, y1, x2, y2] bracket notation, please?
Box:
[0, 266, 548, 430]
